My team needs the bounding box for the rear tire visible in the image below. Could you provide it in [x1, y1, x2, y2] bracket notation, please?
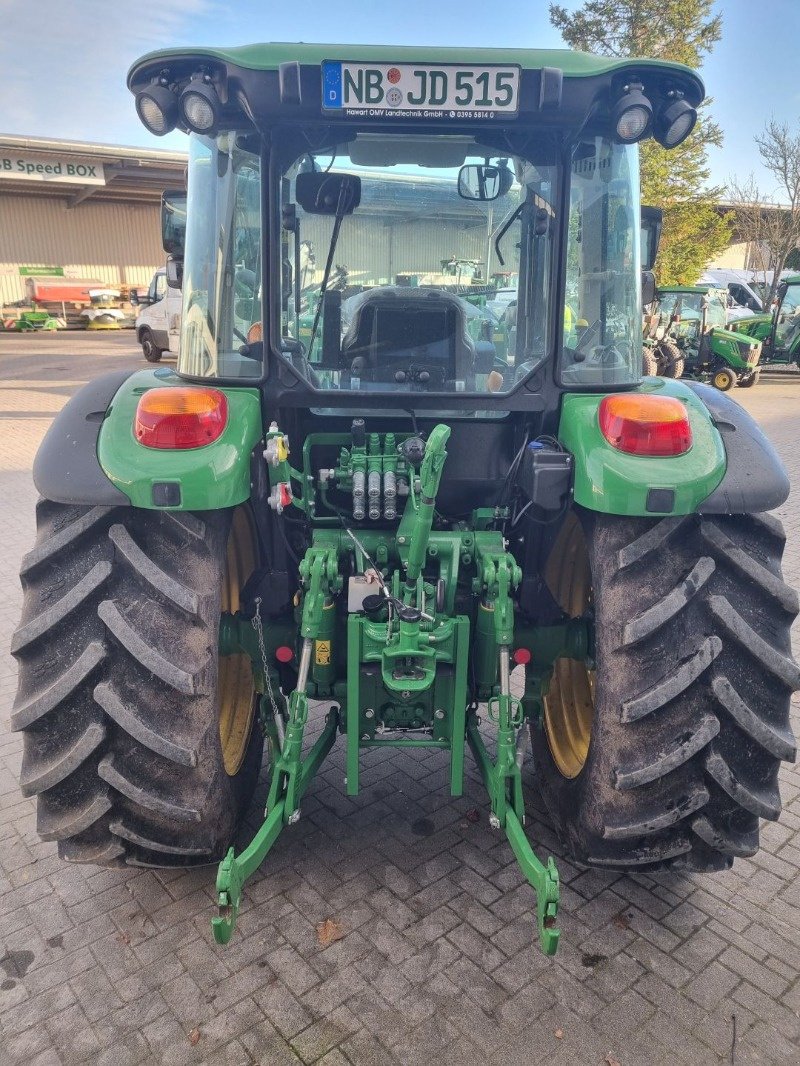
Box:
[140, 329, 163, 363]
[655, 338, 684, 378]
[531, 508, 799, 872]
[642, 347, 659, 376]
[11, 502, 262, 866]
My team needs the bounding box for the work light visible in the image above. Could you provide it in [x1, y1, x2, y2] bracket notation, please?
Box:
[654, 96, 697, 148]
[135, 82, 179, 137]
[179, 77, 222, 135]
[611, 81, 652, 143]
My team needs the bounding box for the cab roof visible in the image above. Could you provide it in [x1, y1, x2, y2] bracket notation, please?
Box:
[129, 42, 703, 93]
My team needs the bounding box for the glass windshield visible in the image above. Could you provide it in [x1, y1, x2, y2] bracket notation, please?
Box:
[776, 283, 800, 347]
[179, 134, 262, 379]
[277, 133, 556, 394]
[560, 139, 641, 386]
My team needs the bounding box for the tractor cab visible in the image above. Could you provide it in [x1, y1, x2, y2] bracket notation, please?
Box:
[732, 274, 800, 367]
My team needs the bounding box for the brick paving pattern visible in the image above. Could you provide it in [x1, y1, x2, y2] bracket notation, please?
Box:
[0, 333, 798, 1065]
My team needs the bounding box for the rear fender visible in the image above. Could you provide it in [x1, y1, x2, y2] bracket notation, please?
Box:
[558, 378, 726, 516]
[97, 369, 263, 510]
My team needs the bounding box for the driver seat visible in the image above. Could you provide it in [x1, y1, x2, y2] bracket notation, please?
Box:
[340, 287, 476, 389]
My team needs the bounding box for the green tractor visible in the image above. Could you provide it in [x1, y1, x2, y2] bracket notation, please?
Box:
[657, 285, 762, 390]
[12, 44, 799, 958]
[730, 274, 800, 367]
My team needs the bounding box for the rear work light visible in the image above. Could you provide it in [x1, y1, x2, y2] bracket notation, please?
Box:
[135, 387, 228, 449]
[598, 394, 692, 456]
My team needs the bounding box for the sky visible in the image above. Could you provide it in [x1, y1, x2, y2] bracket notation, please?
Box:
[0, 0, 797, 197]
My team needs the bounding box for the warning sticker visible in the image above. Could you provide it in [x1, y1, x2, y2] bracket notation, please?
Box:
[315, 640, 331, 666]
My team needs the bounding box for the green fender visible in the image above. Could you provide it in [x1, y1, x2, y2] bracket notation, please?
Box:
[558, 377, 726, 516]
[97, 368, 263, 510]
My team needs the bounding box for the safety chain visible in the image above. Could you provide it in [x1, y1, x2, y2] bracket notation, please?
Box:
[251, 597, 284, 722]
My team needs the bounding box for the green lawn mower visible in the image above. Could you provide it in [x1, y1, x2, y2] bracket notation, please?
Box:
[658, 285, 762, 390]
[12, 43, 798, 959]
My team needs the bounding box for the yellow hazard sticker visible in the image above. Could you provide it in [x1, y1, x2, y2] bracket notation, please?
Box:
[315, 640, 331, 666]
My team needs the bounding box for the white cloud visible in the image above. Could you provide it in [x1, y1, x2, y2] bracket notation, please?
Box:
[0, 0, 214, 146]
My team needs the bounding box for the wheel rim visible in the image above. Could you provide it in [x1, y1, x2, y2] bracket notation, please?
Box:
[542, 512, 595, 779]
[218, 507, 258, 775]
[714, 370, 732, 389]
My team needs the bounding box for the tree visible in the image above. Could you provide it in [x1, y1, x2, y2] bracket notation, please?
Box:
[550, 0, 732, 283]
[727, 121, 800, 309]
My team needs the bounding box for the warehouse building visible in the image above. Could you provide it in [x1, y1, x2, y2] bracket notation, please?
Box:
[0, 135, 186, 308]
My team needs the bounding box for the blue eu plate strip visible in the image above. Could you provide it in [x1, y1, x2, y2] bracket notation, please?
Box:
[322, 62, 343, 109]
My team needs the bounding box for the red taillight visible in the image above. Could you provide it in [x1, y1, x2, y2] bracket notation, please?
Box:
[598, 394, 692, 456]
[513, 648, 532, 665]
[135, 387, 228, 449]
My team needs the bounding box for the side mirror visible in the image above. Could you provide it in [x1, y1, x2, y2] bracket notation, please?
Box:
[777, 280, 788, 303]
[641, 270, 656, 308]
[166, 256, 183, 290]
[161, 190, 187, 257]
[458, 162, 514, 202]
[129, 290, 139, 307]
[295, 172, 361, 215]
[640, 205, 663, 271]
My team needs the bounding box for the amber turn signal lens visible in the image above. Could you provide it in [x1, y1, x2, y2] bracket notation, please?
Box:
[135, 387, 228, 449]
[598, 394, 692, 456]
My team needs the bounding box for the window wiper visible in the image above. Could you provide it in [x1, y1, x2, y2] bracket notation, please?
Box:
[493, 204, 523, 267]
[308, 179, 353, 355]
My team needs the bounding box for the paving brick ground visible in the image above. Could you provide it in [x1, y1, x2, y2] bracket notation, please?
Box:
[0, 332, 798, 1065]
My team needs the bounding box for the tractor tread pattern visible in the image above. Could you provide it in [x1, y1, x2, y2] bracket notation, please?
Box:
[20, 505, 111, 576]
[621, 636, 721, 722]
[97, 600, 199, 694]
[708, 594, 800, 689]
[622, 556, 715, 646]
[602, 786, 709, 840]
[535, 510, 798, 873]
[616, 516, 689, 571]
[700, 521, 799, 613]
[12, 503, 253, 868]
[11, 641, 105, 730]
[94, 681, 198, 767]
[108, 819, 211, 857]
[20, 722, 106, 797]
[11, 561, 111, 654]
[710, 676, 796, 761]
[109, 524, 200, 616]
[37, 789, 112, 842]
[704, 746, 781, 820]
[613, 713, 720, 790]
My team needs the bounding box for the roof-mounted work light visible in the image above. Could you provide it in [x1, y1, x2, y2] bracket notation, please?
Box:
[135, 79, 179, 137]
[654, 93, 697, 148]
[179, 75, 222, 135]
[611, 80, 652, 144]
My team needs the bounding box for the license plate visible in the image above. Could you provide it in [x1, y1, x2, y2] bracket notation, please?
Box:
[322, 62, 519, 116]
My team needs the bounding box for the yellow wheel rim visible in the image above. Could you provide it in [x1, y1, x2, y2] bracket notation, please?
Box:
[218, 507, 258, 776]
[542, 512, 595, 779]
[714, 371, 730, 389]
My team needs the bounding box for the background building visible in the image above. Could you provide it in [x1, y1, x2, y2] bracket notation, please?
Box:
[0, 135, 186, 307]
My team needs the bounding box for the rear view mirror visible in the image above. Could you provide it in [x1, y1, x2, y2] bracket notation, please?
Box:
[641, 270, 656, 308]
[640, 205, 663, 271]
[296, 172, 361, 215]
[458, 162, 514, 202]
[162, 190, 187, 258]
[166, 255, 183, 290]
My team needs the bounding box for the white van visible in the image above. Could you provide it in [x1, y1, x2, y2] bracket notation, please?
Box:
[134, 267, 182, 361]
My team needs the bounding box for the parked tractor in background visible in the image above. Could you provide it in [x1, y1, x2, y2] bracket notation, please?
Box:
[730, 274, 800, 368]
[656, 285, 761, 390]
[12, 43, 798, 960]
